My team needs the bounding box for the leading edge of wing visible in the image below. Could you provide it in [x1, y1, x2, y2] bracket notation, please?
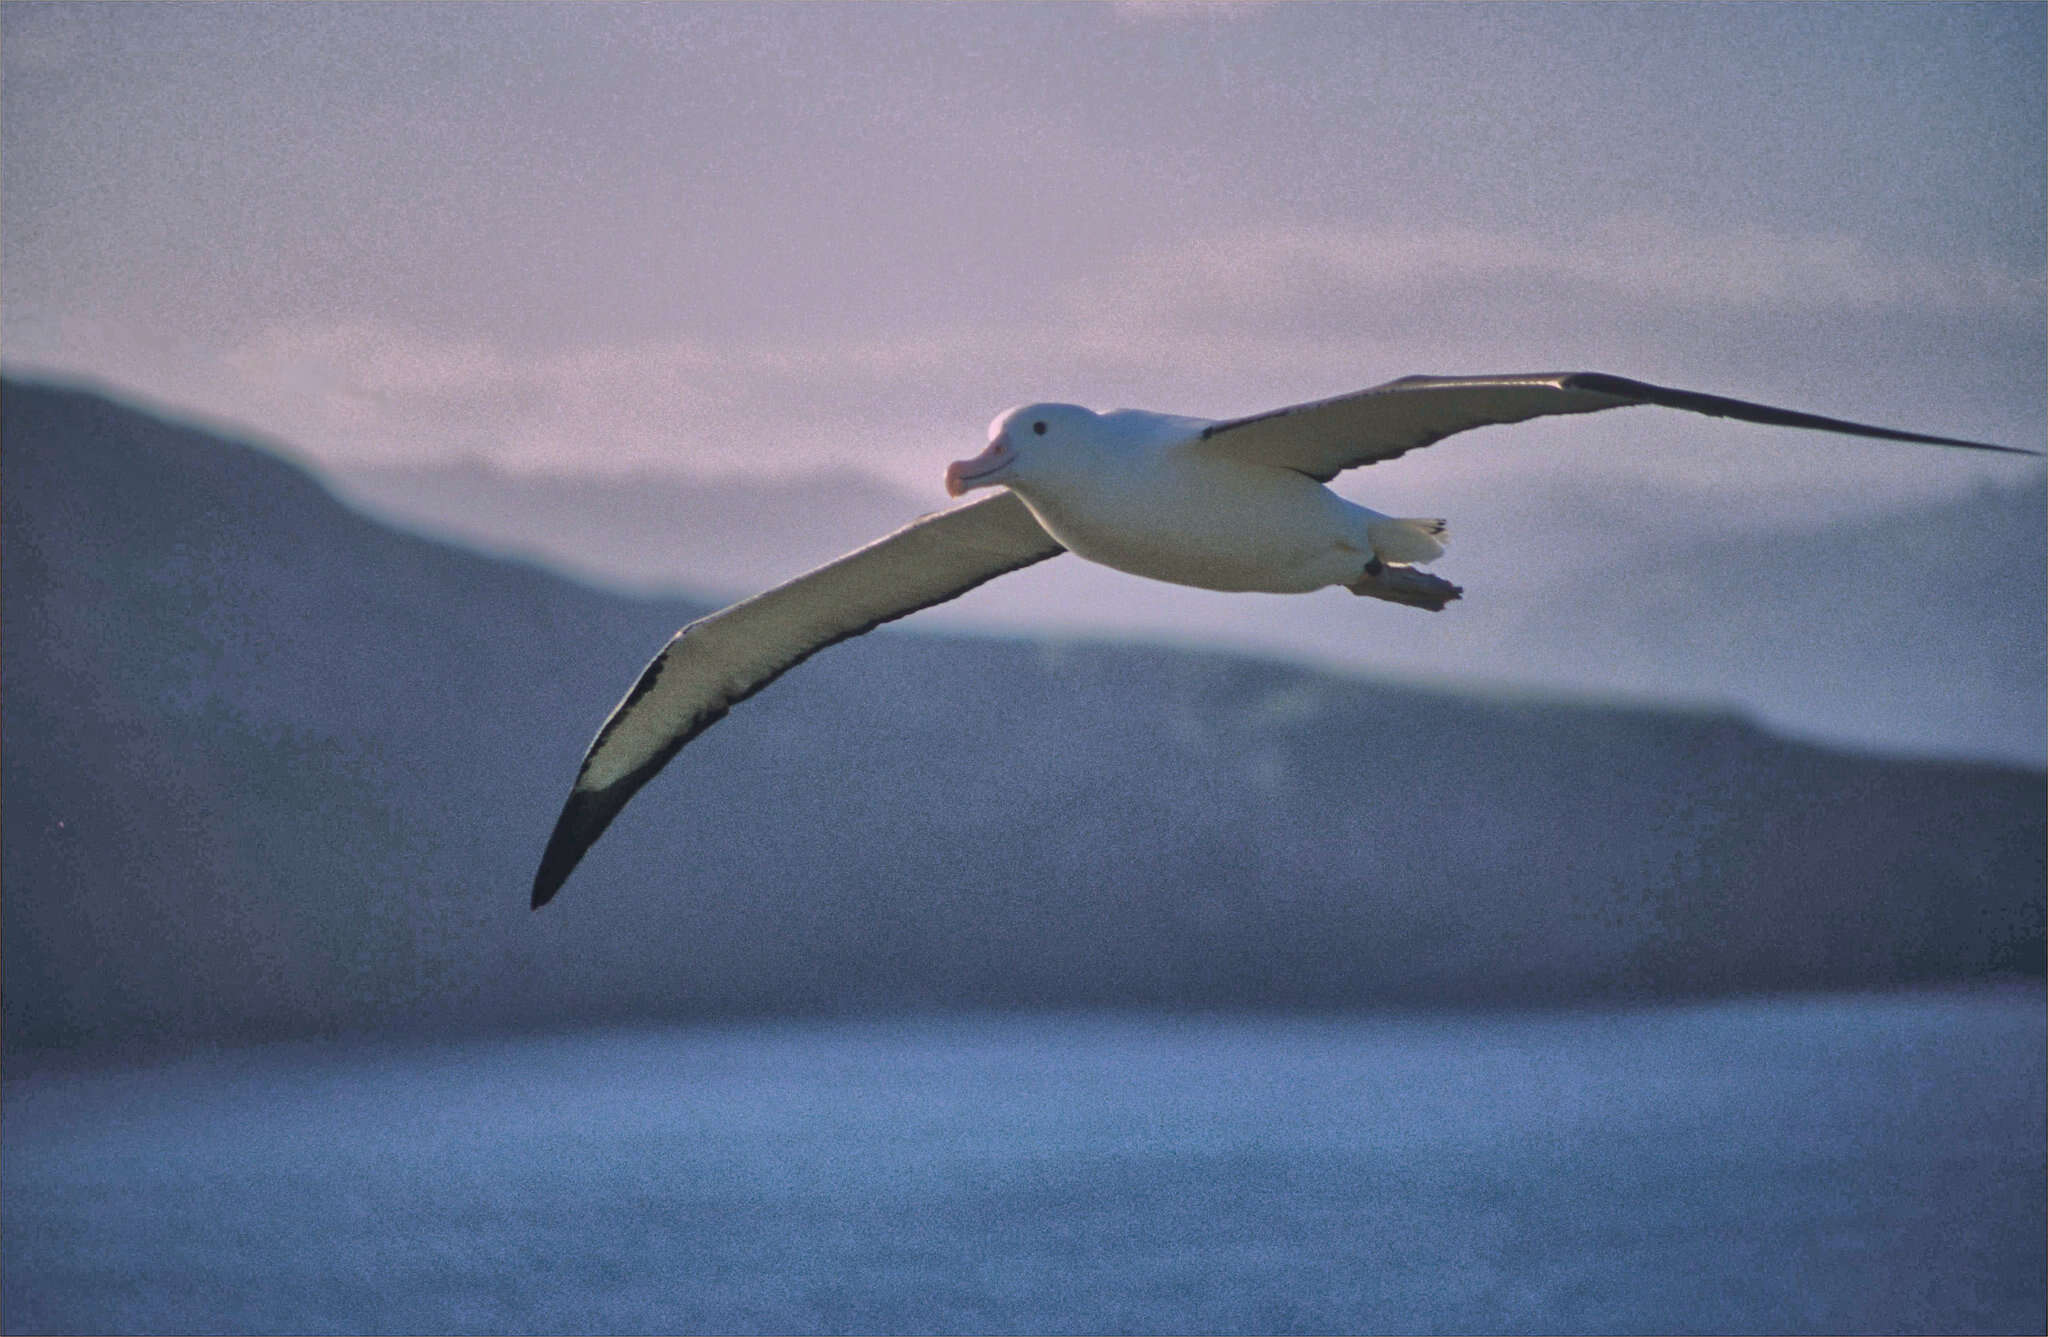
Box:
[1194, 372, 1630, 478]
[1201, 372, 1571, 439]
[1559, 373, 2034, 454]
[530, 492, 1065, 908]
[1198, 371, 2032, 481]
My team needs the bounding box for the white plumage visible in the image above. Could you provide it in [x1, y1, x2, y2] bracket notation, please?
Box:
[532, 371, 2030, 907]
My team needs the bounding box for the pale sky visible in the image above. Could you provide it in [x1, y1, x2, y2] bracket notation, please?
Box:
[4, 1, 2042, 506]
[4, 2, 2045, 765]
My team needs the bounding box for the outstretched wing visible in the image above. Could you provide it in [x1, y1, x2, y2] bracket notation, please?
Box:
[531, 491, 1064, 908]
[1194, 372, 2029, 482]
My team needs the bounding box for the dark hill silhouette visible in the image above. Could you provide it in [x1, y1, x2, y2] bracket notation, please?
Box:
[332, 451, 2048, 767]
[3, 376, 2041, 1055]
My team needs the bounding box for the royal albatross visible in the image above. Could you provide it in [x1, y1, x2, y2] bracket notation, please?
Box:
[531, 371, 2033, 907]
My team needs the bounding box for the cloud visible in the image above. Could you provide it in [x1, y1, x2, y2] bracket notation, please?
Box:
[224, 320, 519, 400]
[1109, 0, 1275, 23]
[1070, 218, 2046, 337]
[204, 319, 1021, 478]
[25, 212, 2030, 492]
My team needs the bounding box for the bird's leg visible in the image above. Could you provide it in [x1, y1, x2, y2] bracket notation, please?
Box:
[1347, 561, 1463, 612]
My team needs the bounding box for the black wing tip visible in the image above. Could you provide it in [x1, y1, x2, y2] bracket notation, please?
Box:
[530, 862, 567, 910]
[1560, 372, 2036, 455]
[530, 784, 628, 910]
[529, 728, 698, 910]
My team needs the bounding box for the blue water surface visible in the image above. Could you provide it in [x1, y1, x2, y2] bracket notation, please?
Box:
[4, 987, 2043, 1335]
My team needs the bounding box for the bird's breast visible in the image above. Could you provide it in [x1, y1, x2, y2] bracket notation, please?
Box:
[1013, 459, 1365, 594]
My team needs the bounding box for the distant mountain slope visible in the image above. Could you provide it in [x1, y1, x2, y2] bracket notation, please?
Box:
[3, 377, 2041, 1056]
[332, 457, 2048, 766]
[1527, 478, 2048, 760]
[334, 458, 928, 597]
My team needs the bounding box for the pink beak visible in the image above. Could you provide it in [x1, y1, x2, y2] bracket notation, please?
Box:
[945, 438, 1013, 497]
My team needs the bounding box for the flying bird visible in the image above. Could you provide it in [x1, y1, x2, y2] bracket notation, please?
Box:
[531, 371, 2032, 907]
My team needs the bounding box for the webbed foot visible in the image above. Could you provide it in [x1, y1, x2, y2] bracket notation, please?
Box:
[1347, 564, 1463, 612]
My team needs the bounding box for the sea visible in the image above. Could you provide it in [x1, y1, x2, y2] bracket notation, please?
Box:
[3, 986, 2042, 1335]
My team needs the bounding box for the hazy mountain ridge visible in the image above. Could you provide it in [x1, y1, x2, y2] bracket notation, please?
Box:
[332, 452, 2048, 766]
[3, 378, 2041, 1056]
[334, 458, 929, 598]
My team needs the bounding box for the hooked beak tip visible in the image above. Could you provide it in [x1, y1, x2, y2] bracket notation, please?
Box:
[946, 439, 1011, 498]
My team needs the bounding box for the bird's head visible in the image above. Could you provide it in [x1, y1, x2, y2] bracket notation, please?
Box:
[946, 403, 1098, 497]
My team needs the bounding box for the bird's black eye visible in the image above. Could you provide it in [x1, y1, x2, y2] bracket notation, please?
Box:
[1033, 420, 1047, 435]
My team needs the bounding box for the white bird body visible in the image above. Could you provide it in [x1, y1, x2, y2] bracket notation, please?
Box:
[996, 407, 1389, 594]
[529, 370, 2033, 908]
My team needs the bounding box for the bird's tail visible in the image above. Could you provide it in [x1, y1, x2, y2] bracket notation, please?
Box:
[1366, 517, 1449, 566]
